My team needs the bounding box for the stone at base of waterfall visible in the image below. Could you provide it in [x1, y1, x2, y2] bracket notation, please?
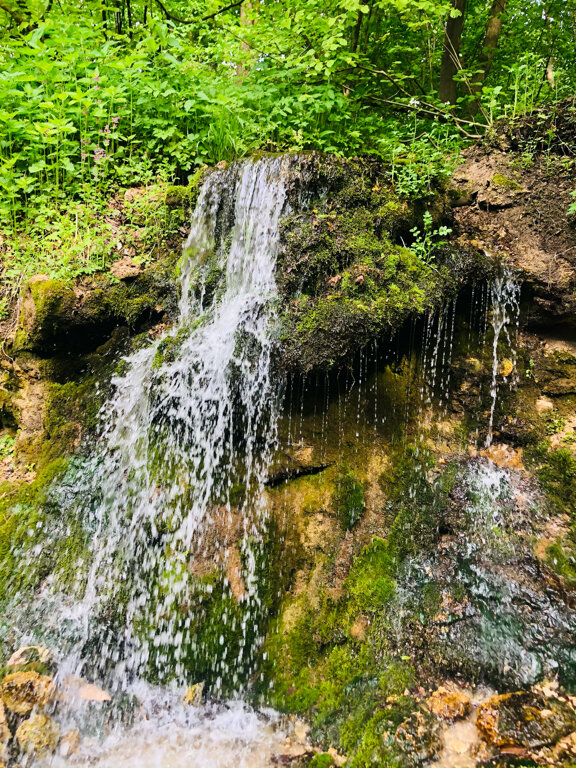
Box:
[1, 670, 54, 715]
[183, 682, 204, 706]
[58, 675, 111, 704]
[395, 708, 443, 764]
[7, 645, 53, 670]
[59, 728, 81, 757]
[476, 690, 576, 749]
[428, 686, 472, 721]
[16, 714, 60, 758]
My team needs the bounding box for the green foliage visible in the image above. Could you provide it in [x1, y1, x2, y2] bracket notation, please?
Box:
[541, 410, 566, 436]
[0, 0, 573, 312]
[0, 434, 15, 459]
[409, 211, 452, 265]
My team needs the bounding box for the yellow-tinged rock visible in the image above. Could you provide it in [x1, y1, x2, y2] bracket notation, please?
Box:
[499, 358, 514, 377]
[16, 714, 60, 758]
[428, 686, 472, 721]
[1, 670, 53, 715]
[184, 682, 204, 706]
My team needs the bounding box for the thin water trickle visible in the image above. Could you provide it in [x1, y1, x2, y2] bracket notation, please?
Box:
[485, 266, 521, 447]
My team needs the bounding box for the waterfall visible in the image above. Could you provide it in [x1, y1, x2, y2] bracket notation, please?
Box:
[485, 266, 521, 447]
[9, 156, 298, 702]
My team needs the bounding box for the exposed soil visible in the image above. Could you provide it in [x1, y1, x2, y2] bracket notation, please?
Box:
[452, 146, 576, 329]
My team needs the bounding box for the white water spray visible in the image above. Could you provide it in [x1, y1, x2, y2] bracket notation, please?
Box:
[33, 155, 298, 697]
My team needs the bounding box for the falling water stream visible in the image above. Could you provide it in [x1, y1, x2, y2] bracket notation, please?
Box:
[485, 267, 521, 446]
[5, 155, 306, 767]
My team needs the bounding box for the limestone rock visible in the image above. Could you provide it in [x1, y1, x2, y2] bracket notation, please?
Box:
[7, 645, 53, 670]
[13, 275, 76, 354]
[16, 714, 60, 758]
[476, 691, 576, 749]
[536, 397, 554, 414]
[77, 683, 112, 703]
[428, 686, 471, 721]
[57, 674, 112, 704]
[59, 728, 80, 757]
[0, 700, 10, 745]
[1, 670, 53, 715]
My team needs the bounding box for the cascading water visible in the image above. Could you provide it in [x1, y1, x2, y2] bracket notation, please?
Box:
[2, 156, 306, 766]
[57, 156, 293, 695]
[485, 266, 521, 446]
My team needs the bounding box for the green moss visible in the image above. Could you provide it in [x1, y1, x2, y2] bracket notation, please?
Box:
[14, 278, 76, 352]
[492, 172, 523, 190]
[546, 540, 576, 588]
[308, 754, 335, 768]
[334, 465, 365, 530]
[532, 445, 576, 516]
[347, 538, 397, 612]
[276, 157, 476, 372]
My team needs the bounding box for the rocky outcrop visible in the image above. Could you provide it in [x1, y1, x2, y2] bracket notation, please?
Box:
[12, 258, 178, 357]
[452, 145, 576, 330]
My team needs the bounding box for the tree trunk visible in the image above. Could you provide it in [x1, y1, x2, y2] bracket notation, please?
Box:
[471, 0, 509, 93]
[439, 0, 467, 105]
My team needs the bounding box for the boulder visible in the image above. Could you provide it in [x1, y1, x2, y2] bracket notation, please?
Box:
[13, 275, 76, 354]
[476, 691, 576, 749]
[16, 714, 60, 758]
[428, 686, 471, 721]
[7, 645, 53, 670]
[1, 670, 53, 715]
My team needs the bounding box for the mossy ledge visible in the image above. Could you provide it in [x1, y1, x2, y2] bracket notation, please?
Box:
[276, 155, 490, 373]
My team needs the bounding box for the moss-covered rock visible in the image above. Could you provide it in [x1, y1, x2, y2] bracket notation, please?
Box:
[1, 670, 53, 715]
[15, 713, 59, 758]
[12, 254, 179, 357]
[277, 156, 487, 372]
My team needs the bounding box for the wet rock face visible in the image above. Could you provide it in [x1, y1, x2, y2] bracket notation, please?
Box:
[452, 146, 576, 331]
[476, 690, 576, 749]
[389, 459, 576, 691]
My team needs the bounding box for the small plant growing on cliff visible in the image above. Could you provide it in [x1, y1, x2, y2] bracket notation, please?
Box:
[568, 191, 576, 216]
[0, 435, 15, 460]
[409, 212, 452, 265]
